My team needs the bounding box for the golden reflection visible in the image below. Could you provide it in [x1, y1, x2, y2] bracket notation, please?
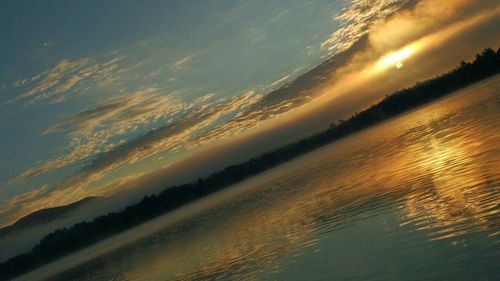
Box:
[25, 78, 499, 281]
[120, 136, 419, 280]
[400, 134, 496, 241]
[158, 83, 499, 280]
[394, 83, 500, 242]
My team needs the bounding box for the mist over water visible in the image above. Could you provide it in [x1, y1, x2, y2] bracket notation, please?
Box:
[22, 76, 500, 281]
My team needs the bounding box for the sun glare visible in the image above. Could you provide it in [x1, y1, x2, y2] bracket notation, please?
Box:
[376, 46, 415, 70]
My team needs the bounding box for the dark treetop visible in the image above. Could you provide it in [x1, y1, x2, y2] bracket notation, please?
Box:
[1, 47, 499, 281]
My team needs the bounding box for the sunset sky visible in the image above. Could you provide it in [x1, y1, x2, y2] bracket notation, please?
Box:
[0, 0, 499, 227]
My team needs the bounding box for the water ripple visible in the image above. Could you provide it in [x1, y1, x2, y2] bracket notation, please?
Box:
[31, 77, 500, 281]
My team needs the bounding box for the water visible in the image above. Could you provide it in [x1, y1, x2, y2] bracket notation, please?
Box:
[19, 76, 500, 280]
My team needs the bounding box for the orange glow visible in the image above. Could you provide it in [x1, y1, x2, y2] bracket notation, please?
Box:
[375, 45, 416, 70]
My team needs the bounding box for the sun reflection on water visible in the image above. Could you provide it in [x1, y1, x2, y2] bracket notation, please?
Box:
[42, 77, 500, 281]
[397, 111, 499, 242]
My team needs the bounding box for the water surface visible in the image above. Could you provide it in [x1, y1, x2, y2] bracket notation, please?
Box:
[20, 76, 500, 280]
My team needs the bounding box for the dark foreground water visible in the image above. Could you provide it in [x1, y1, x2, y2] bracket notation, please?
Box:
[19, 76, 500, 281]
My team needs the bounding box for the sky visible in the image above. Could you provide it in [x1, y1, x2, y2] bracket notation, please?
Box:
[0, 0, 499, 228]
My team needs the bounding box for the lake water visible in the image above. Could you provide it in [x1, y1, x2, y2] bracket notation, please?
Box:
[19, 76, 500, 281]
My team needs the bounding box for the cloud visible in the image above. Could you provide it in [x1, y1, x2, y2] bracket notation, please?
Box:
[193, 0, 500, 172]
[7, 87, 262, 185]
[190, 37, 371, 147]
[367, 0, 495, 51]
[8, 88, 188, 184]
[3, 0, 497, 229]
[0, 185, 50, 227]
[321, 0, 412, 54]
[9, 57, 124, 104]
[0, 90, 266, 226]
[43, 88, 181, 136]
[170, 54, 194, 70]
[0, 19, 370, 225]
[54, 37, 369, 183]
[11, 59, 88, 103]
[75, 90, 263, 179]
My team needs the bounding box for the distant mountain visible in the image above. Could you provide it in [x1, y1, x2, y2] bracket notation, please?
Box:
[0, 197, 103, 238]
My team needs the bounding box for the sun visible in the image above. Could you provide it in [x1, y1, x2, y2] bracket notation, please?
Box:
[376, 46, 415, 70]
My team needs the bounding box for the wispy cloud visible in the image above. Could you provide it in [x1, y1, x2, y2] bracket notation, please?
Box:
[321, 0, 411, 54]
[72, 90, 263, 179]
[8, 87, 263, 185]
[11, 59, 88, 103]
[170, 54, 194, 70]
[9, 57, 124, 104]
[9, 88, 188, 184]
[0, 185, 50, 227]
[57, 41, 372, 187]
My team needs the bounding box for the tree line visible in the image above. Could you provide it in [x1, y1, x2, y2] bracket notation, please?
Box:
[1, 47, 499, 280]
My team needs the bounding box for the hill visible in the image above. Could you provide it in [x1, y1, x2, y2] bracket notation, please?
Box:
[0, 197, 103, 239]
